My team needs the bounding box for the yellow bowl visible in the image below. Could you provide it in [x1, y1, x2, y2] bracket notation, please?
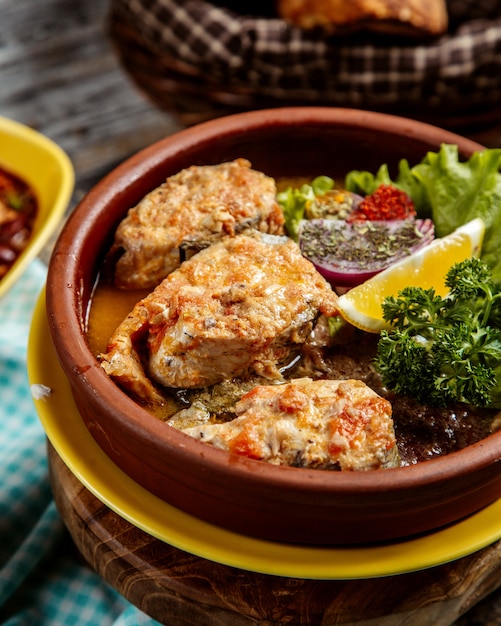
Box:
[0, 116, 74, 298]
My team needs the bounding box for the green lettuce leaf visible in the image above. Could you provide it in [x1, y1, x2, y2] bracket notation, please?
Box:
[277, 176, 335, 241]
[345, 144, 501, 282]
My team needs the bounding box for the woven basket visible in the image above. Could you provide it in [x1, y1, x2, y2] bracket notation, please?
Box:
[108, 0, 501, 128]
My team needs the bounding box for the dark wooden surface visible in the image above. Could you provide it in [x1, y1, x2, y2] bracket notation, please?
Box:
[3, 1, 501, 623]
[0, 0, 182, 259]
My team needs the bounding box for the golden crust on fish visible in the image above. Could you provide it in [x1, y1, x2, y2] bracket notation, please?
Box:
[99, 232, 338, 402]
[182, 378, 399, 470]
[111, 159, 284, 289]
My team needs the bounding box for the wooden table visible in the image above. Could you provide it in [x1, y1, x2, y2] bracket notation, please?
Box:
[48, 442, 501, 626]
[0, 0, 182, 263]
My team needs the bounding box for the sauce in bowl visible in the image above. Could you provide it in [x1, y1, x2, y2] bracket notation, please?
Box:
[0, 165, 38, 280]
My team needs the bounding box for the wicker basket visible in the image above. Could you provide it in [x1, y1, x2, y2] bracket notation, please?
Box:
[108, 0, 501, 128]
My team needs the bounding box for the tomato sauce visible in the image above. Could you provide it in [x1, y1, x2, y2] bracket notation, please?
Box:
[0, 166, 38, 279]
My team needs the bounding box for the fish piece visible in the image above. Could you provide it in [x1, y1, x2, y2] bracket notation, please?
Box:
[99, 231, 338, 403]
[111, 159, 284, 289]
[182, 377, 399, 470]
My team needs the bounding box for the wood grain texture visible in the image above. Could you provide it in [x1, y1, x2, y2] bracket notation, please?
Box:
[48, 443, 501, 626]
[0, 0, 181, 230]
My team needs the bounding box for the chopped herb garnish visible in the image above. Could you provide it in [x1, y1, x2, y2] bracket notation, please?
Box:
[298, 219, 433, 272]
[375, 257, 501, 408]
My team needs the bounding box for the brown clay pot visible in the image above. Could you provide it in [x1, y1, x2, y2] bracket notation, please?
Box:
[46, 107, 501, 545]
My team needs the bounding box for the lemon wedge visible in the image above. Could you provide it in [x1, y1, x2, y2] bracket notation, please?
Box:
[336, 217, 485, 333]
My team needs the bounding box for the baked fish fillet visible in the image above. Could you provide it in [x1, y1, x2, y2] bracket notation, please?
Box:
[182, 377, 399, 470]
[110, 159, 284, 289]
[100, 231, 338, 403]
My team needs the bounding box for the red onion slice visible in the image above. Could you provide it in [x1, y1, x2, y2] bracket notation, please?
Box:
[298, 218, 435, 288]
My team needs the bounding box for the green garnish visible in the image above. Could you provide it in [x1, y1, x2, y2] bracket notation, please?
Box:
[277, 176, 335, 240]
[375, 258, 501, 408]
[6, 191, 23, 210]
[345, 144, 501, 282]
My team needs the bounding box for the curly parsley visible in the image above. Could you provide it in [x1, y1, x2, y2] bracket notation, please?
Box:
[374, 257, 501, 408]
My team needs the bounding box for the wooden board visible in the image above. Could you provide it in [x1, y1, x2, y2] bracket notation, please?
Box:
[48, 442, 501, 626]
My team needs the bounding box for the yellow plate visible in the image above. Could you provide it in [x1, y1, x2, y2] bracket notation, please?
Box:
[28, 290, 501, 580]
[0, 116, 74, 298]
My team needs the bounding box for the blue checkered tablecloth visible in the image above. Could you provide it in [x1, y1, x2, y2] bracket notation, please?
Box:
[0, 260, 160, 626]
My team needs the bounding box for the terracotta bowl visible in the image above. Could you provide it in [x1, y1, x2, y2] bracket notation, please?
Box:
[46, 107, 501, 545]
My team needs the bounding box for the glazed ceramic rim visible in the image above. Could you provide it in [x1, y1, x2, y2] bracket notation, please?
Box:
[46, 107, 501, 501]
[0, 116, 74, 298]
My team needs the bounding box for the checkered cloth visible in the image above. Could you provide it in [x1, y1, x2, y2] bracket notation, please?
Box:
[110, 0, 501, 114]
[0, 261, 159, 626]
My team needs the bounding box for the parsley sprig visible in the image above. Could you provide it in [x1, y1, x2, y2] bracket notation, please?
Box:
[375, 258, 501, 408]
